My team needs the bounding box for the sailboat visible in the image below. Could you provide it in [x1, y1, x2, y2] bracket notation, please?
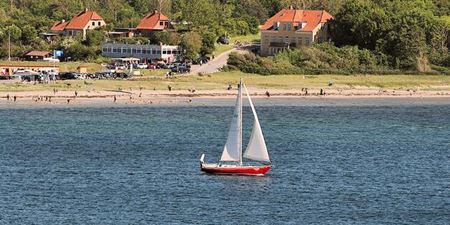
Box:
[200, 79, 272, 176]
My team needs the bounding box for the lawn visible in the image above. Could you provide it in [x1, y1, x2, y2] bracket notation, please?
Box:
[213, 33, 260, 56]
[1, 71, 449, 92]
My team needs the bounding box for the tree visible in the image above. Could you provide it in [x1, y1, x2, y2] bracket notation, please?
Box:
[199, 30, 216, 56]
[21, 25, 38, 45]
[4, 25, 22, 42]
[85, 29, 105, 46]
[180, 32, 202, 60]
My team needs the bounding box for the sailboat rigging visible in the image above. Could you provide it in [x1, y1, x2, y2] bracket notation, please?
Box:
[200, 79, 272, 176]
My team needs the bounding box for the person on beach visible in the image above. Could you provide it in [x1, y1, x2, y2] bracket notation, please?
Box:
[13, 96, 16, 102]
[305, 88, 308, 95]
[227, 84, 232, 90]
[67, 99, 70, 104]
[74, 91, 78, 97]
[48, 96, 52, 102]
[265, 91, 270, 98]
[168, 85, 172, 91]
[6, 94, 10, 101]
[320, 89, 325, 95]
[139, 93, 142, 98]
[113, 95, 117, 103]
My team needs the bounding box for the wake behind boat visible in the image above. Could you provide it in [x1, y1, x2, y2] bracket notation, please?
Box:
[200, 79, 272, 176]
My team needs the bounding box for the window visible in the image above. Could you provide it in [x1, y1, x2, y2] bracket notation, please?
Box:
[102, 48, 108, 52]
[162, 49, 167, 54]
[98, 22, 101, 26]
[152, 49, 157, 54]
[127, 48, 132, 53]
[92, 22, 95, 26]
[287, 23, 292, 31]
[167, 50, 172, 54]
[160, 21, 164, 26]
[132, 48, 137, 54]
[156, 50, 161, 54]
[304, 38, 310, 45]
[137, 49, 142, 54]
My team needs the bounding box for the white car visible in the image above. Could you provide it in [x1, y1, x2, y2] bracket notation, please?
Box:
[136, 63, 148, 69]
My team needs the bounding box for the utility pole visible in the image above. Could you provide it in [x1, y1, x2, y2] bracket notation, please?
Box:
[8, 0, 13, 61]
[8, 32, 11, 61]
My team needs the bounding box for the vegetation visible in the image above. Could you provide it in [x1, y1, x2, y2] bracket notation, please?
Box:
[0, 0, 266, 61]
[228, 0, 450, 75]
[0, 0, 448, 74]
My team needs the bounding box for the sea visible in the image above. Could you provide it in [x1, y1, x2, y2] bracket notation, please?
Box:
[0, 98, 449, 224]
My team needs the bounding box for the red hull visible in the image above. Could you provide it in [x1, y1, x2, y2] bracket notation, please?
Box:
[201, 164, 271, 176]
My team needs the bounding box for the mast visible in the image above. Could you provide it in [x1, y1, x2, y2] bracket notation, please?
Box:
[238, 79, 243, 165]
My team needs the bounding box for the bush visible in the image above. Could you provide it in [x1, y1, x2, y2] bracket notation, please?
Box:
[227, 43, 450, 75]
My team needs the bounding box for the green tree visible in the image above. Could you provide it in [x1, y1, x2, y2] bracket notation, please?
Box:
[84, 29, 105, 46]
[180, 31, 202, 60]
[21, 25, 38, 45]
[4, 25, 22, 41]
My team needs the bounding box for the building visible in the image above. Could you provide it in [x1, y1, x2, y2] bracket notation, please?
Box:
[51, 9, 106, 39]
[101, 43, 180, 62]
[135, 10, 171, 37]
[260, 8, 333, 56]
[25, 51, 52, 61]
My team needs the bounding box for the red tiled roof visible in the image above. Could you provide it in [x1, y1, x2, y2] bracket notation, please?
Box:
[261, 9, 333, 32]
[26, 51, 52, 57]
[51, 21, 69, 31]
[136, 10, 169, 30]
[65, 10, 104, 30]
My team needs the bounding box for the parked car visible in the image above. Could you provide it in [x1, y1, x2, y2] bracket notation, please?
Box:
[59, 72, 79, 80]
[171, 65, 190, 74]
[21, 74, 43, 82]
[136, 63, 148, 69]
[147, 64, 156, 69]
[156, 63, 168, 69]
[115, 64, 127, 70]
[217, 36, 230, 44]
[114, 72, 130, 79]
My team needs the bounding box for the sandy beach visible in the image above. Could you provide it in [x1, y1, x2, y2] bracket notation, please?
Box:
[1, 87, 450, 107]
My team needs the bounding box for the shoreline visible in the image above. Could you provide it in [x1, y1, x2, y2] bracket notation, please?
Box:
[1, 88, 450, 108]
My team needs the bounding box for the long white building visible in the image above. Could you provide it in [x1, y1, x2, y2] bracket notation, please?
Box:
[102, 43, 181, 62]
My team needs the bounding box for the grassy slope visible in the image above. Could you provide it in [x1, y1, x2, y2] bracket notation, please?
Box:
[1, 71, 449, 92]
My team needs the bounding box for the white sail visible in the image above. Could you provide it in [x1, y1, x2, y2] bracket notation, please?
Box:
[220, 82, 242, 162]
[243, 85, 270, 162]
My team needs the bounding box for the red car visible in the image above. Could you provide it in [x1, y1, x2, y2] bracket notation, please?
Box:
[147, 64, 156, 69]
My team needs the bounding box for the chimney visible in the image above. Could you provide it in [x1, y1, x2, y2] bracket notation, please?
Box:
[62, 19, 65, 23]
[85, 8, 89, 12]
[289, 5, 294, 10]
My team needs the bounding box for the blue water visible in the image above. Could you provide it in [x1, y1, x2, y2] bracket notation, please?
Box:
[0, 99, 449, 224]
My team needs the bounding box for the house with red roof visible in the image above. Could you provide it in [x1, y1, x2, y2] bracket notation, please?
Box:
[260, 7, 333, 56]
[51, 9, 106, 39]
[25, 51, 53, 61]
[135, 10, 171, 37]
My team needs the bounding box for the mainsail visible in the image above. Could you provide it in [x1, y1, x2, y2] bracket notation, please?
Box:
[220, 82, 242, 162]
[243, 84, 270, 162]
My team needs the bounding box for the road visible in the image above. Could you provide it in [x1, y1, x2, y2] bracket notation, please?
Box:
[189, 48, 238, 75]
